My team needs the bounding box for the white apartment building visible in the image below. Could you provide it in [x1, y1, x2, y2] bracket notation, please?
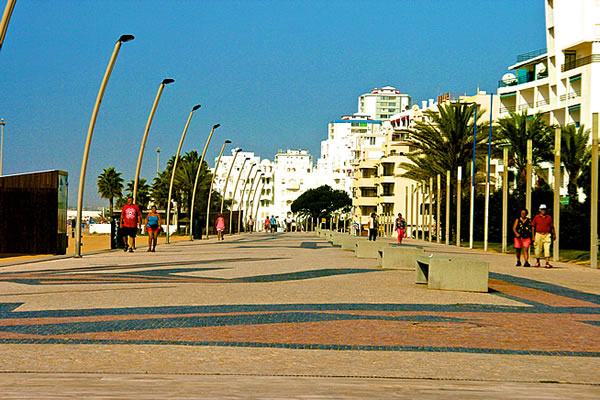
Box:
[358, 86, 412, 120]
[317, 114, 383, 195]
[497, 0, 599, 130]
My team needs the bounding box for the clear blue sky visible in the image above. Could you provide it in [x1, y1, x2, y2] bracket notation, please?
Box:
[0, 0, 546, 208]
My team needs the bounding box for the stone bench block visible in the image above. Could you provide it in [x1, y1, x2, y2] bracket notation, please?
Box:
[377, 244, 424, 269]
[355, 240, 387, 259]
[415, 255, 489, 292]
[341, 236, 365, 251]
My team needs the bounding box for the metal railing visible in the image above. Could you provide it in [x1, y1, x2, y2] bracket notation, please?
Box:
[559, 91, 581, 102]
[499, 105, 517, 114]
[536, 99, 549, 107]
[561, 54, 600, 72]
[516, 48, 547, 63]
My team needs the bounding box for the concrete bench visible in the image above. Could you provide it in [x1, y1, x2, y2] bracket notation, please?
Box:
[355, 240, 388, 259]
[330, 232, 346, 246]
[377, 244, 424, 270]
[341, 235, 366, 251]
[415, 255, 489, 292]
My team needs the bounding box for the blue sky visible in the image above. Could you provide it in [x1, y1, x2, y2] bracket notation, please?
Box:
[0, 0, 546, 208]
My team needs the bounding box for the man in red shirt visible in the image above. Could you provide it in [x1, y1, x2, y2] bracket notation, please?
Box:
[531, 204, 555, 268]
[120, 197, 142, 253]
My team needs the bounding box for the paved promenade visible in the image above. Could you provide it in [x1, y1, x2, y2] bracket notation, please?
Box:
[0, 232, 599, 398]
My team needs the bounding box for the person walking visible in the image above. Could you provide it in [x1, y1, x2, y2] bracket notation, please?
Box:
[368, 213, 378, 241]
[270, 215, 277, 233]
[512, 208, 532, 267]
[247, 216, 254, 233]
[145, 205, 161, 252]
[395, 213, 406, 244]
[285, 216, 292, 232]
[532, 204, 555, 268]
[120, 197, 142, 253]
[216, 213, 225, 241]
[264, 216, 271, 233]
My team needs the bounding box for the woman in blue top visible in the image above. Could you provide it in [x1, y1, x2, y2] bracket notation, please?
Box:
[145, 205, 161, 252]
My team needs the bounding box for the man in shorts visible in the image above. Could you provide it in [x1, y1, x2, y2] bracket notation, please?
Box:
[532, 204, 555, 268]
[120, 197, 142, 253]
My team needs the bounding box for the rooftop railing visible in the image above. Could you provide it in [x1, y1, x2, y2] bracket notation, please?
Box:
[561, 54, 600, 72]
[516, 48, 547, 63]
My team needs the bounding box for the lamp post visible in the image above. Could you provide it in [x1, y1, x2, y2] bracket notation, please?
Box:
[591, 113, 599, 269]
[220, 148, 242, 214]
[75, 34, 134, 258]
[230, 157, 250, 234]
[0, 118, 5, 176]
[0, 0, 16, 52]
[205, 140, 231, 239]
[483, 95, 493, 251]
[553, 126, 561, 262]
[502, 147, 509, 253]
[457, 166, 462, 247]
[237, 163, 256, 233]
[189, 123, 220, 240]
[469, 105, 478, 249]
[165, 104, 201, 244]
[244, 168, 262, 231]
[155, 147, 161, 177]
[445, 170, 450, 245]
[252, 174, 265, 226]
[133, 78, 175, 203]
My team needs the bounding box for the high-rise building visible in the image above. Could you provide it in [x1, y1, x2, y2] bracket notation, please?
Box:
[497, 0, 600, 130]
[358, 86, 412, 120]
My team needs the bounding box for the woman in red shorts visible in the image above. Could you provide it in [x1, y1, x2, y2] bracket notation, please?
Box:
[512, 208, 532, 267]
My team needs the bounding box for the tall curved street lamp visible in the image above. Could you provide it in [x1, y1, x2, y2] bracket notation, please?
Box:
[75, 34, 134, 258]
[189, 123, 220, 240]
[237, 162, 256, 233]
[244, 168, 262, 232]
[0, 118, 5, 176]
[220, 148, 242, 213]
[0, 0, 16, 52]
[229, 157, 250, 234]
[252, 174, 265, 227]
[165, 104, 201, 244]
[204, 140, 231, 239]
[133, 78, 175, 203]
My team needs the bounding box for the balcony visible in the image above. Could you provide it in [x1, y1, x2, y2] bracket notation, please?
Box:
[499, 105, 517, 113]
[498, 71, 548, 88]
[561, 54, 600, 72]
[560, 91, 581, 102]
[536, 99, 550, 107]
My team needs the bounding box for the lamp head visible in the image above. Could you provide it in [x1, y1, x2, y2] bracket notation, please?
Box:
[119, 35, 135, 43]
[236, 148, 243, 152]
[213, 124, 221, 129]
[225, 140, 231, 144]
[162, 78, 175, 85]
[192, 104, 201, 111]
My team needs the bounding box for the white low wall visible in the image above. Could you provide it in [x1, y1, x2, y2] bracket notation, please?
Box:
[88, 224, 178, 235]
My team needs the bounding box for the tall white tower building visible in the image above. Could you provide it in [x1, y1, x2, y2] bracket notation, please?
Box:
[358, 86, 412, 120]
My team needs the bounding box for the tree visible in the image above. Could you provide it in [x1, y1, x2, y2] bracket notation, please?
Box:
[561, 124, 590, 202]
[398, 102, 490, 186]
[495, 111, 553, 188]
[125, 178, 151, 210]
[291, 185, 351, 222]
[96, 167, 123, 219]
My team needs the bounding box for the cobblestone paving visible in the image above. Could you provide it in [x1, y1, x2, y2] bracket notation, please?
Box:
[0, 232, 599, 398]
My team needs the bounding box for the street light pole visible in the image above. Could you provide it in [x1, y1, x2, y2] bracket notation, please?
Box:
[237, 163, 256, 233]
[469, 105, 478, 249]
[591, 113, 599, 269]
[220, 148, 242, 213]
[133, 78, 174, 203]
[0, 0, 16, 52]
[205, 140, 231, 239]
[229, 157, 250, 234]
[244, 168, 262, 231]
[0, 118, 5, 176]
[75, 34, 134, 258]
[155, 148, 161, 177]
[189, 124, 220, 240]
[252, 174, 265, 226]
[165, 104, 201, 244]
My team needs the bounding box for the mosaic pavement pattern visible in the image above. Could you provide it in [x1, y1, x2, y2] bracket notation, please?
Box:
[0, 265, 599, 356]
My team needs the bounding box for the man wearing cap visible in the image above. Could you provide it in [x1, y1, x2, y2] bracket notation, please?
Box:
[531, 204, 555, 268]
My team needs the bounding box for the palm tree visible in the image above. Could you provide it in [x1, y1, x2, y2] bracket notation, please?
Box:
[495, 111, 553, 188]
[96, 167, 123, 219]
[125, 178, 151, 210]
[561, 123, 590, 202]
[399, 101, 490, 185]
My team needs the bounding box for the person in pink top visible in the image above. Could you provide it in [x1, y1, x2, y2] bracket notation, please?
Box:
[215, 213, 225, 241]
